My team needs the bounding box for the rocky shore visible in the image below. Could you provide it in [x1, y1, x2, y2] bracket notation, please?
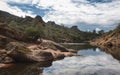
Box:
[90, 27, 120, 48]
[0, 24, 78, 68]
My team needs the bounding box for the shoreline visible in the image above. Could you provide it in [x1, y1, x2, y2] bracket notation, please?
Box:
[0, 39, 78, 68]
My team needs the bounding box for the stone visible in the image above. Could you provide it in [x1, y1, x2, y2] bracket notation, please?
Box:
[6, 42, 54, 62]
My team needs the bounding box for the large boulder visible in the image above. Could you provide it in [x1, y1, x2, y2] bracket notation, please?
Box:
[27, 39, 78, 61]
[44, 49, 77, 60]
[40, 39, 69, 52]
[6, 42, 54, 62]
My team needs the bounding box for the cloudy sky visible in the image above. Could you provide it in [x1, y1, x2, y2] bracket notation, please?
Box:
[0, 0, 120, 31]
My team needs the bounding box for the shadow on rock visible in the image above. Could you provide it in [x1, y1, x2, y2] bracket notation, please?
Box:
[0, 61, 52, 75]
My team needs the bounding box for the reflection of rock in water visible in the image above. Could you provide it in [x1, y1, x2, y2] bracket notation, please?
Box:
[100, 47, 120, 61]
[0, 61, 52, 75]
[62, 43, 96, 51]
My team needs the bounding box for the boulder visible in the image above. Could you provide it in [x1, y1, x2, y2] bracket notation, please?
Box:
[0, 49, 7, 63]
[105, 42, 113, 47]
[0, 64, 5, 68]
[1, 57, 14, 63]
[6, 42, 54, 62]
[27, 43, 78, 61]
[0, 39, 77, 63]
[45, 49, 65, 60]
[40, 39, 69, 52]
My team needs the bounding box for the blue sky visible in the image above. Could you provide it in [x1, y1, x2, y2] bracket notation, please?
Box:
[0, 0, 120, 32]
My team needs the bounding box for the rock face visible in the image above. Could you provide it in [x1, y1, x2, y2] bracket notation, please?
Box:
[1, 41, 54, 63]
[0, 24, 27, 41]
[0, 25, 77, 64]
[33, 15, 46, 26]
[90, 27, 120, 47]
[0, 35, 14, 48]
[27, 39, 78, 61]
[47, 21, 56, 26]
[71, 26, 79, 31]
[4, 40, 77, 63]
[0, 10, 46, 27]
[8, 42, 54, 62]
[40, 39, 69, 52]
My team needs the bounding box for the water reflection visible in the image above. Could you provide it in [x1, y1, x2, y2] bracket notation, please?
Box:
[0, 61, 52, 75]
[61, 43, 96, 50]
[0, 44, 120, 75]
[43, 48, 120, 75]
[100, 46, 120, 61]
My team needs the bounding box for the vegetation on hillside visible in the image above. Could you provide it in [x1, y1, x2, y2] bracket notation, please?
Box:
[91, 24, 120, 47]
[0, 10, 99, 43]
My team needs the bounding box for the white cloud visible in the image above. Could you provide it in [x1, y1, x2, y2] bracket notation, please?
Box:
[0, 0, 36, 17]
[0, 0, 120, 28]
[8, 0, 32, 4]
[36, 0, 120, 26]
[9, 6, 36, 17]
[95, 28, 101, 32]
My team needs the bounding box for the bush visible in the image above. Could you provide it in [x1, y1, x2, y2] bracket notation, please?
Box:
[24, 26, 44, 40]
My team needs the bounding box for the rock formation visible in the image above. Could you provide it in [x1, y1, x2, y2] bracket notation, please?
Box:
[90, 26, 120, 47]
[0, 24, 77, 67]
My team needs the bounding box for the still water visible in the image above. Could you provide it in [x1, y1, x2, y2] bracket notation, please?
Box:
[0, 43, 120, 75]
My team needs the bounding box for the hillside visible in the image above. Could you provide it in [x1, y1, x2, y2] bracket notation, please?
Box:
[91, 24, 120, 47]
[44, 21, 99, 42]
[0, 10, 45, 26]
[0, 10, 98, 43]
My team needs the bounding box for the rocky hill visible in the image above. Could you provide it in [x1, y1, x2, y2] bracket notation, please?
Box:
[0, 24, 78, 67]
[0, 10, 45, 27]
[91, 24, 120, 47]
[44, 21, 98, 42]
[0, 10, 98, 43]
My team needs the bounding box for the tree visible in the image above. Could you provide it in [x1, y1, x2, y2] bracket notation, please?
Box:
[93, 30, 96, 34]
[116, 24, 120, 29]
[24, 26, 44, 41]
[98, 30, 104, 35]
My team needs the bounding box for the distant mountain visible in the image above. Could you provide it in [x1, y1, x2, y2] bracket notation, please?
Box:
[0, 10, 99, 43]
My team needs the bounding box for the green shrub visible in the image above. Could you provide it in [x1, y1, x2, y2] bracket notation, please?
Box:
[24, 26, 44, 39]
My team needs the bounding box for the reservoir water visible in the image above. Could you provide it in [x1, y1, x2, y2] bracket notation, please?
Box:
[0, 43, 120, 75]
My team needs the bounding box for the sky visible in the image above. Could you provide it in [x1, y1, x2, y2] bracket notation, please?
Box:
[0, 0, 120, 32]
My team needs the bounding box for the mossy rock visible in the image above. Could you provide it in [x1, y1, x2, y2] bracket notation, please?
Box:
[6, 42, 31, 54]
[15, 46, 31, 54]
